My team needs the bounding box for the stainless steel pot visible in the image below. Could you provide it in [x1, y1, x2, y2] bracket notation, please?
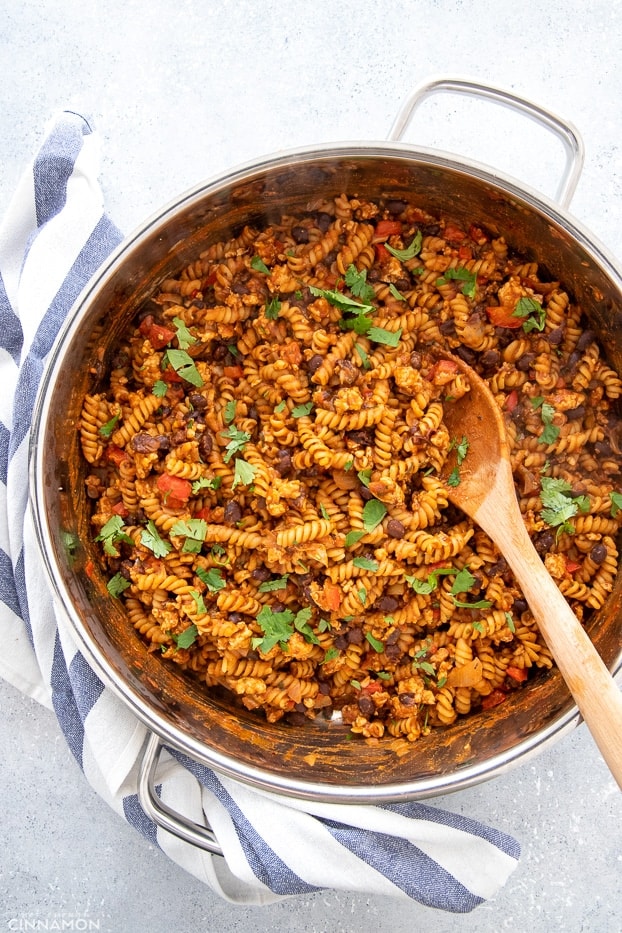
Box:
[30, 78, 622, 851]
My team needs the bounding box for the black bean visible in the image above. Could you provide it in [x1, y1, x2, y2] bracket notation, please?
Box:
[386, 518, 405, 539]
[347, 627, 364, 645]
[212, 344, 228, 361]
[291, 225, 309, 244]
[516, 353, 535, 372]
[358, 695, 375, 716]
[131, 432, 162, 453]
[594, 440, 613, 457]
[480, 349, 501, 372]
[334, 634, 348, 650]
[273, 449, 292, 476]
[223, 501, 242, 525]
[534, 531, 555, 556]
[251, 566, 272, 583]
[546, 326, 564, 346]
[347, 428, 375, 447]
[198, 432, 213, 459]
[439, 319, 457, 337]
[577, 329, 596, 351]
[512, 598, 528, 615]
[360, 486, 374, 501]
[454, 345, 477, 366]
[590, 543, 607, 565]
[304, 354, 324, 374]
[170, 428, 186, 446]
[386, 199, 408, 216]
[400, 694, 416, 706]
[395, 277, 411, 292]
[565, 405, 586, 422]
[376, 596, 399, 613]
[188, 392, 207, 410]
[315, 212, 332, 233]
[409, 351, 422, 369]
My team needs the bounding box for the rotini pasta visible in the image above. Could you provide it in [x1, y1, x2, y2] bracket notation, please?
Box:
[81, 193, 622, 746]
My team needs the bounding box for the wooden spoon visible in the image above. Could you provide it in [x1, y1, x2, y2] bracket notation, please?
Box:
[439, 352, 622, 789]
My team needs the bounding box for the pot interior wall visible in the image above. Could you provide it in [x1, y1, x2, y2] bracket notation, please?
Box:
[37, 148, 622, 797]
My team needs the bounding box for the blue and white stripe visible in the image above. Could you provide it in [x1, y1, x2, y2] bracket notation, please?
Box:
[0, 113, 520, 911]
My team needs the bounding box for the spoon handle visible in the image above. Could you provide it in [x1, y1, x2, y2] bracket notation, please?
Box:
[478, 495, 622, 789]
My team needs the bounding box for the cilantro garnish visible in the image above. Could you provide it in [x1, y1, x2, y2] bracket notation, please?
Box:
[322, 646, 339, 664]
[538, 402, 560, 445]
[344, 264, 376, 303]
[265, 297, 281, 319]
[291, 402, 314, 418]
[354, 343, 371, 370]
[388, 283, 406, 301]
[172, 316, 197, 349]
[99, 413, 120, 438]
[140, 519, 172, 558]
[95, 515, 133, 557]
[221, 425, 251, 462]
[540, 476, 587, 535]
[252, 605, 316, 654]
[505, 611, 516, 633]
[384, 231, 422, 262]
[367, 326, 402, 347]
[196, 566, 226, 592]
[223, 400, 237, 425]
[258, 575, 289, 593]
[173, 623, 199, 649]
[250, 256, 271, 275]
[436, 267, 477, 298]
[513, 297, 546, 333]
[152, 380, 168, 398]
[232, 457, 257, 490]
[610, 491, 622, 517]
[365, 632, 385, 652]
[353, 556, 379, 572]
[170, 518, 207, 553]
[362, 499, 387, 532]
[162, 349, 203, 387]
[452, 597, 493, 609]
[357, 469, 372, 487]
[106, 572, 130, 597]
[345, 530, 365, 547]
[191, 475, 222, 493]
[447, 435, 469, 487]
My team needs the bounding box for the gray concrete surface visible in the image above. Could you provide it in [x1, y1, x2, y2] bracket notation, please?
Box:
[2, 1, 622, 930]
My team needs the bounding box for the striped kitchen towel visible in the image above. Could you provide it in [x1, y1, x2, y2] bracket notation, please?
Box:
[0, 111, 521, 911]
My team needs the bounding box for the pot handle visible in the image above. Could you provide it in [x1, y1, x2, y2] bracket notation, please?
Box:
[137, 731, 224, 855]
[388, 76, 585, 210]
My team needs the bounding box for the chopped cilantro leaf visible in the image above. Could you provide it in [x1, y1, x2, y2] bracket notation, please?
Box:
[172, 316, 197, 349]
[162, 349, 203, 387]
[250, 256, 271, 274]
[196, 566, 226, 592]
[107, 573, 130, 597]
[140, 519, 172, 558]
[384, 231, 422, 261]
[99, 413, 120, 438]
[232, 457, 257, 489]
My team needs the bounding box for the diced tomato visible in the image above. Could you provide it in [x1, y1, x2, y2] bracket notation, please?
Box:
[486, 305, 523, 329]
[112, 501, 129, 518]
[429, 359, 459, 385]
[468, 224, 489, 243]
[505, 389, 519, 413]
[157, 473, 192, 508]
[322, 582, 342, 612]
[361, 681, 384, 695]
[481, 688, 508, 709]
[443, 223, 466, 242]
[506, 666, 529, 683]
[375, 219, 403, 237]
[374, 243, 390, 262]
[223, 365, 244, 379]
[458, 245, 473, 261]
[138, 315, 176, 350]
[161, 364, 184, 384]
[193, 507, 212, 520]
[106, 444, 128, 466]
[202, 271, 218, 288]
[85, 559, 95, 579]
[565, 557, 583, 574]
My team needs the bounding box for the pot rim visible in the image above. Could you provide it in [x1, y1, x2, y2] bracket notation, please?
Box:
[29, 140, 622, 803]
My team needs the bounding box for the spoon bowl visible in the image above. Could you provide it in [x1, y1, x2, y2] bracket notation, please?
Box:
[439, 351, 622, 789]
